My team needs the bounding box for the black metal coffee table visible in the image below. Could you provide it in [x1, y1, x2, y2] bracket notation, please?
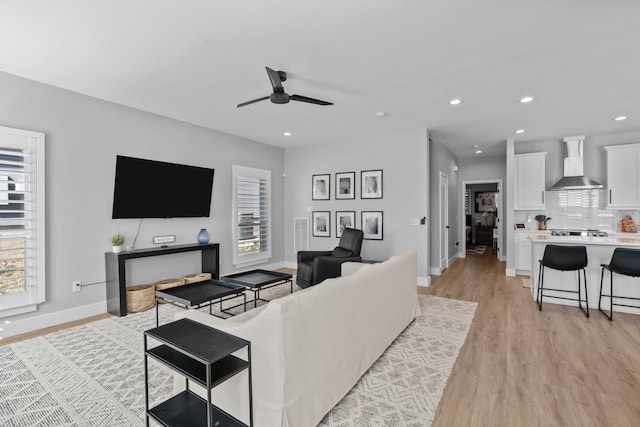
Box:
[155, 279, 247, 326]
[222, 269, 293, 308]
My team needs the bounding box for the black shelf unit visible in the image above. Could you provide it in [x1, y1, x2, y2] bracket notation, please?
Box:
[105, 243, 220, 316]
[144, 318, 253, 427]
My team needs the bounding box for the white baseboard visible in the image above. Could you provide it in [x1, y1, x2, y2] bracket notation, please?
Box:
[0, 301, 107, 339]
[430, 267, 441, 276]
[506, 267, 516, 277]
[281, 261, 297, 270]
[417, 276, 430, 287]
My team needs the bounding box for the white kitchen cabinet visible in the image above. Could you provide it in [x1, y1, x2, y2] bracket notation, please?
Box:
[604, 143, 640, 209]
[515, 231, 549, 273]
[514, 152, 547, 210]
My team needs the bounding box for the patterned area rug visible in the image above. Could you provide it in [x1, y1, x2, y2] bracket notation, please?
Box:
[466, 244, 487, 255]
[0, 287, 476, 427]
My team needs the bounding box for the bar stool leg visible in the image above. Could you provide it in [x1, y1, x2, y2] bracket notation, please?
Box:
[598, 268, 614, 321]
[537, 264, 545, 311]
[582, 268, 589, 318]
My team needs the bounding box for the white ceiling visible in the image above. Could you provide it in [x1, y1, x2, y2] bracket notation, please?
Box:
[1, 0, 639, 158]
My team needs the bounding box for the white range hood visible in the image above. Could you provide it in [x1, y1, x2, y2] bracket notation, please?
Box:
[547, 135, 604, 191]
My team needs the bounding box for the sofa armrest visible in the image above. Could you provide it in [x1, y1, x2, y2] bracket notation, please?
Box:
[297, 250, 332, 263]
[312, 255, 362, 285]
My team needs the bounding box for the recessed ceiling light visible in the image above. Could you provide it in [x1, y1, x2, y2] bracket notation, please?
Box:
[515, 129, 525, 134]
[283, 132, 292, 136]
[449, 99, 463, 105]
[614, 116, 628, 121]
[375, 112, 386, 118]
[472, 144, 480, 148]
[519, 96, 534, 103]
[475, 150, 483, 154]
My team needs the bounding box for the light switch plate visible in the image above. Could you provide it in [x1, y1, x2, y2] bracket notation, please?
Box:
[153, 235, 176, 244]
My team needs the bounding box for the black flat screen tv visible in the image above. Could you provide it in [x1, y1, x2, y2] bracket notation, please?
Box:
[112, 155, 215, 219]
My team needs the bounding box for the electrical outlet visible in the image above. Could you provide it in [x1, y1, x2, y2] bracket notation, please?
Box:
[72, 280, 82, 292]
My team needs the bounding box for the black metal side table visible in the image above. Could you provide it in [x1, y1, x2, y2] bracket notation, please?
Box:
[144, 318, 253, 427]
[155, 279, 247, 326]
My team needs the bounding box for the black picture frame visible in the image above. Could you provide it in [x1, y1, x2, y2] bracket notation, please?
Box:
[335, 172, 356, 199]
[312, 211, 331, 237]
[336, 211, 356, 237]
[312, 174, 330, 200]
[362, 211, 383, 240]
[361, 169, 383, 199]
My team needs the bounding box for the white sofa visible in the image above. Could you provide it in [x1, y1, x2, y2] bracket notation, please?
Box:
[174, 250, 421, 426]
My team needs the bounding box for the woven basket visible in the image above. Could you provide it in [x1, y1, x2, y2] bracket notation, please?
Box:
[126, 284, 155, 313]
[154, 278, 186, 291]
[184, 272, 212, 284]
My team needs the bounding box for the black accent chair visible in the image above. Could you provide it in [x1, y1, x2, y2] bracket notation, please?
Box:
[598, 248, 640, 321]
[296, 228, 364, 288]
[537, 244, 589, 317]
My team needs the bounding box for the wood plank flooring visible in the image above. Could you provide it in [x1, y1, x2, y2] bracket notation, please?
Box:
[423, 249, 640, 427]
[3, 261, 639, 426]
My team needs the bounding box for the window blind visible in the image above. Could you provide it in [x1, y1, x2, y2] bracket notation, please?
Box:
[232, 166, 271, 265]
[0, 126, 45, 319]
[0, 148, 29, 296]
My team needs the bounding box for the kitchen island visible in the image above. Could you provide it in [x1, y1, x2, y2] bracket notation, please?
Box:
[529, 235, 640, 316]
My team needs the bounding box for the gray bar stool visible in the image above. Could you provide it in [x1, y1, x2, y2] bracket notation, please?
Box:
[537, 244, 589, 317]
[598, 248, 640, 321]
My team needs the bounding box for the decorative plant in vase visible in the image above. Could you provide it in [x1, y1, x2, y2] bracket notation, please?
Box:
[534, 215, 551, 230]
[112, 234, 125, 253]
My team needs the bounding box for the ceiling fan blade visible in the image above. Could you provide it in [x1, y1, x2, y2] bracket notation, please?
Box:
[266, 67, 285, 94]
[290, 94, 333, 106]
[237, 96, 270, 108]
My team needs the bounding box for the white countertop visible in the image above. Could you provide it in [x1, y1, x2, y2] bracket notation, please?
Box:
[529, 234, 640, 247]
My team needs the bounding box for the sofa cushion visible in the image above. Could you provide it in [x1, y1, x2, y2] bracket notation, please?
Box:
[331, 247, 353, 258]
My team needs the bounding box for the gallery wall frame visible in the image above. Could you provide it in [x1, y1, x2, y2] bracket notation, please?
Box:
[312, 211, 331, 237]
[336, 211, 356, 238]
[312, 174, 330, 200]
[362, 211, 383, 240]
[335, 172, 356, 200]
[361, 169, 383, 199]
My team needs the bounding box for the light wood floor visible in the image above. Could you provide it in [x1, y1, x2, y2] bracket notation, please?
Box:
[4, 261, 640, 426]
[423, 249, 640, 427]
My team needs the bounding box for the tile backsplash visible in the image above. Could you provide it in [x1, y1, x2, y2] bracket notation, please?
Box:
[515, 189, 639, 232]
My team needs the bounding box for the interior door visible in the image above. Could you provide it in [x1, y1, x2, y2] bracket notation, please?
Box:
[440, 172, 449, 271]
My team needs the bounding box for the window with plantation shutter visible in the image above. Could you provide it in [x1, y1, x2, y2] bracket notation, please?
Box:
[232, 165, 271, 266]
[0, 126, 45, 318]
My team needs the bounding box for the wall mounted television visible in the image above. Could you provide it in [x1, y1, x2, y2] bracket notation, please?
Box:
[112, 155, 215, 219]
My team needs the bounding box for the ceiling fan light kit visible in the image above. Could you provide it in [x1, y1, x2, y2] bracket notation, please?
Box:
[237, 66, 333, 108]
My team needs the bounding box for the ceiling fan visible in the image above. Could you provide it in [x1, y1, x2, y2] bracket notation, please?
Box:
[237, 66, 333, 108]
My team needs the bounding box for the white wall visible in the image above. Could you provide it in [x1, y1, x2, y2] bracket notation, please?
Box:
[283, 129, 430, 283]
[0, 71, 285, 336]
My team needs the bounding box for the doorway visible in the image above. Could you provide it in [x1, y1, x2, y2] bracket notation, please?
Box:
[461, 179, 503, 260]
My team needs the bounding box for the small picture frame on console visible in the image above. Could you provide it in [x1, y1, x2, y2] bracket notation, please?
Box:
[312, 174, 331, 200]
[362, 211, 383, 240]
[336, 211, 356, 238]
[335, 172, 356, 199]
[312, 211, 331, 237]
